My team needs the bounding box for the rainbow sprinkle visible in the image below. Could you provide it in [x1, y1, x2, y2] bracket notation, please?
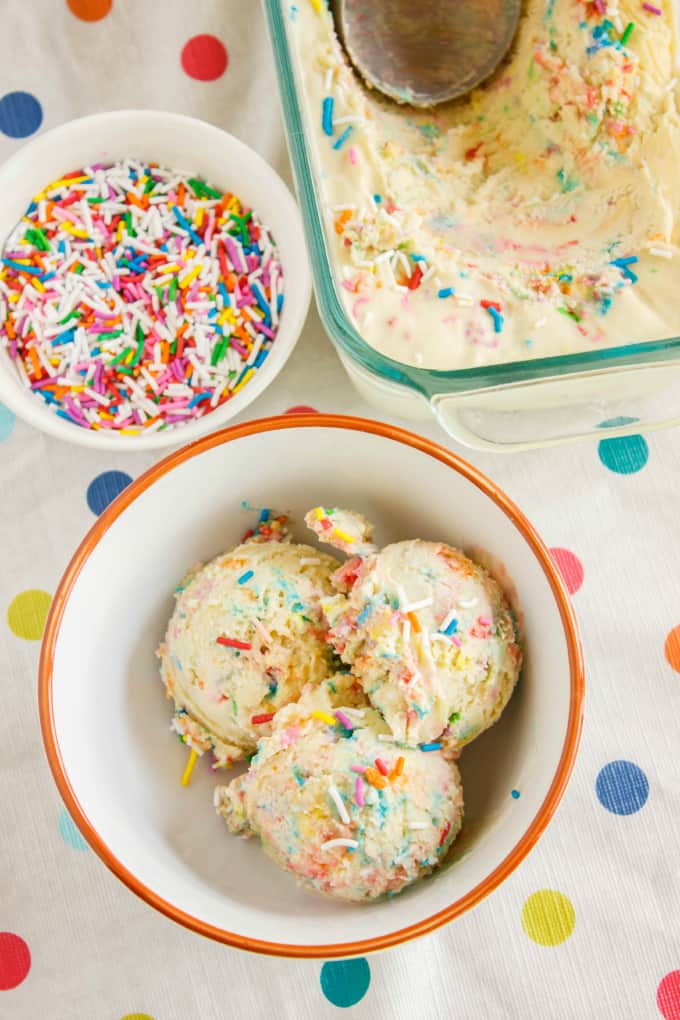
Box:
[0, 160, 284, 434]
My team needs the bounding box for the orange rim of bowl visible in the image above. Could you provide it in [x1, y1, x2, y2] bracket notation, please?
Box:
[39, 414, 585, 959]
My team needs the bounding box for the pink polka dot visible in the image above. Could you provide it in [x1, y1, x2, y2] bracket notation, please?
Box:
[0, 932, 31, 990]
[283, 405, 319, 415]
[549, 547, 584, 595]
[181, 35, 228, 82]
[658, 971, 680, 1020]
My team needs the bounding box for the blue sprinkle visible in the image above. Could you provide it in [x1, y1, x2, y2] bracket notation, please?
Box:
[172, 204, 202, 246]
[357, 604, 372, 626]
[420, 743, 442, 752]
[292, 601, 304, 613]
[437, 287, 454, 298]
[1, 258, 43, 276]
[218, 280, 230, 306]
[610, 256, 638, 267]
[251, 281, 271, 326]
[27, 201, 37, 214]
[187, 391, 211, 409]
[51, 328, 76, 347]
[238, 570, 254, 585]
[373, 194, 382, 203]
[254, 349, 269, 368]
[95, 280, 112, 289]
[487, 306, 504, 333]
[277, 293, 284, 313]
[259, 508, 270, 523]
[322, 96, 334, 136]
[58, 240, 66, 255]
[208, 307, 218, 319]
[333, 125, 353, 150]
[411, 253, 426, 261]
[441, 617, 458, 636]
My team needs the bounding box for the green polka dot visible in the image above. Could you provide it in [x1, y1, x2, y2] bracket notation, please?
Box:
[7, 589, 52, 640]
[320, 959, 371, 1007]
[522, 889, 575, 946]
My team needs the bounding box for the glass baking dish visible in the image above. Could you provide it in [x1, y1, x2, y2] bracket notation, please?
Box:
[264, 0, 680, 451]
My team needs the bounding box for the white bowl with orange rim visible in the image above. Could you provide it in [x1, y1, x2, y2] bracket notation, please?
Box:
[39, 415, 584, 957]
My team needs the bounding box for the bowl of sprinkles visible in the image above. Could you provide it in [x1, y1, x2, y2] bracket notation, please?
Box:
[0, 111, 311, 448]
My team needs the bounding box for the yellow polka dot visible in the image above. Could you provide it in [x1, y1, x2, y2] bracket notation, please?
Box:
[7, 589, 52, 640]
[521, 889, 575, 946]
[120, 1014, 155, 1020]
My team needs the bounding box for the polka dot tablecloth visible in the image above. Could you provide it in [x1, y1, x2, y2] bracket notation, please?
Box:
[1, 2, 680, 1018]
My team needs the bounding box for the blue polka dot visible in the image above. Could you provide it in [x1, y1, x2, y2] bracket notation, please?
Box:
[596, 760, 649, 816]
[597, 416, 639, 429]
[0, 402, 15, 441]
[58, 808, 88, 851]
[0, 92, 43, 139]
[86, 470, 132, 515]
[511, 789, 520, 799]
[598, 433, 648, 474]
[320, 959, 371, 1008]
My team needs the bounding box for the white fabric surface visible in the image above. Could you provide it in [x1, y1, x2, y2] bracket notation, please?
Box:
[1, 2, 680, 1018]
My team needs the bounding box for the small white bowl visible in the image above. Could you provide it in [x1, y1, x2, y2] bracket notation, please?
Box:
[0, 111, 311, 450]
[39, 415, 584, 957]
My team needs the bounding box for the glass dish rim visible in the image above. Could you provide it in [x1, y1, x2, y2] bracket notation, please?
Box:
[264, 0, 680, 397]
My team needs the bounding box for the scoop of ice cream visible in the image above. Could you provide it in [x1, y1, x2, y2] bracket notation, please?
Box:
[215, 675, 464, 901]
[158, 538, 339, 767]
[313, 531, 521, 749]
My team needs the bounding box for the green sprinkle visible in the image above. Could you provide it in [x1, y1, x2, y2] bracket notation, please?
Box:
[73, 263, 84, 275]
[129, 333, 146, 367]
[86, 196, 105, 204]
[557, 306, 581, 323]
[450, 711, 461, 723]
[143, 177, 156, 194]
[168, 276, 178, 301]
[116, 366, 134, 376]
[211, 338, 225, 367]
[26, 227, 50, 251]
[155, 285, 165, 303]
[170, 339, 177, 356]
[109, 346, 133, 366]
[58, 309, 81, 325]
[98, 329, 124, 341]
[621, 22, 634, 46]
[528, 58, 535, 80]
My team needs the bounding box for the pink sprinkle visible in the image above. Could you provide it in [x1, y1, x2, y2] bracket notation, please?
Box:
[335, 710, 354, 731]
[352, 296, 369, 319]
[348, 147, 358, 165]
[642, 2, 662, 11]
[355, 776, 365, 807]
[351, 764, 366, 774]
[451, 635, 462, 647]
[478, 616, 492, 626]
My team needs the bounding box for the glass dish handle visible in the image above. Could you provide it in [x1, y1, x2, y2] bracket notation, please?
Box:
[432, 361, 680, 452]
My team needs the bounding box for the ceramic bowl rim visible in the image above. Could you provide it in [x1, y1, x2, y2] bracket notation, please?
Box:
[38, 413, 585, 958]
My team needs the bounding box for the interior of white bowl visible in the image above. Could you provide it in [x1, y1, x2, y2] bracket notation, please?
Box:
[42, 419, 582, 954]
[0, 111, 310, 450]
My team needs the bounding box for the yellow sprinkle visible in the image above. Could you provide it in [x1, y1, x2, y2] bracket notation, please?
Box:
[311, 711, 337, 726]
[195, 207, 204, 228]
[218, 309, 235, 327]
[49, 175, 90, 189]
[180, 264, 202, 289]
[32, 277, 45, 294]
[156, 263, 181, 276]
[180, 748, 198, 786]
[332, 527, 354, 543]
[119, 428, 140, 435]
[62, 223, 89, 239]
[309, 0, 322, 11]
[514, 152, 526, 162]
[231, 368, 254, 395]
[314, 506, 325, 520]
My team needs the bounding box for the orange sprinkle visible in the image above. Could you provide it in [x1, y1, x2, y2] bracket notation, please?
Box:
[177, 182, 186, 206]
[27, 347, 42, 377]
[4, 318, 15, 340]
[334, 209, 352, 235]
[391, 756, 405, 781]
[364, 767, 387, 789]
[126, 191, 148, 211]
[408, 612, 421, 633]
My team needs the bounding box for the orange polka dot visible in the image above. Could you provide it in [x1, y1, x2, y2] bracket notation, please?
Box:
[66, 0, 112, 22]
[664, 625, 680, 673]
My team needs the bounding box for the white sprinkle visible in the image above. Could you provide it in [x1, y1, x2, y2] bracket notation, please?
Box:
[300, 557, 321, 565]
[213, 787, 223, 809]
[401, 597, 433, 614]
[324, 67, 334, 92]
[321, 838, 358, 851]
[333, 115, 363, 125]
[402, 619, 412, 646]
[409, 822, 428, 830]
[649, 247, 673, 259]
[439, 607, 458, 632]
[458, 596, 478, 609]
[534, 317, 547, 328]
[328, 783, 351, 825]
[455, 293, 474, 307]
[378, 733, 396, 742]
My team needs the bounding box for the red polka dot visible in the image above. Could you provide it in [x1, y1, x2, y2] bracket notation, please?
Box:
[284, 405, 319, 415]
[658, 971, 680, 1020]
[66, 0, 112, 20]
[181, 35, 228, 82]
[0, 933, 31, 990]
[549, 547, 584, 595]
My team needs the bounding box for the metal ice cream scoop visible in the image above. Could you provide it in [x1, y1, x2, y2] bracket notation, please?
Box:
[334, 0, 522, 107]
